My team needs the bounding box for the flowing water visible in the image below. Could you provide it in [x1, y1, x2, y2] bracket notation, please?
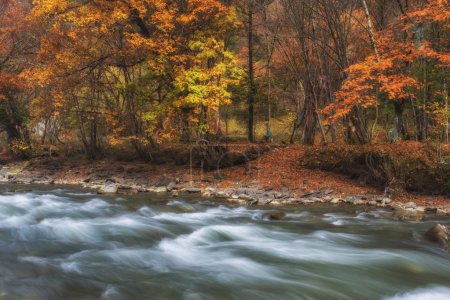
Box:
[0, 185, 449, 300]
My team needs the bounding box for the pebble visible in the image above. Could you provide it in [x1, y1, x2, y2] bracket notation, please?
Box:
[1, 163, 448, 216]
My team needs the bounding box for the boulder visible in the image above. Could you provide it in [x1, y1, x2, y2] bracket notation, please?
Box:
[98, 184, 118, 194]
[424, 224, 449, 249]
[393, 207, 425, 221]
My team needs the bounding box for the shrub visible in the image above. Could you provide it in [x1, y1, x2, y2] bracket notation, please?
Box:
[302, 142, 450, 195]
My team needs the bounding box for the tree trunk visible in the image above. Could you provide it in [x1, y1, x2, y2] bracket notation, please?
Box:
[361, 0, 381, 61]
[444, 81, 449, 143]
[247, 3, 255, 143]
[394, 100, 407, 139]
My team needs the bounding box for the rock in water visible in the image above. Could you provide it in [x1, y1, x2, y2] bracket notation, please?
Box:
[98, 184, 118, 194]
[263, 211, 286, 221]
[393, 207, 424, 221]
[425, 224, 450, 249]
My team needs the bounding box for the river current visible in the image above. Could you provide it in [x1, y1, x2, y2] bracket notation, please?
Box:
[0, 186, 449, 300]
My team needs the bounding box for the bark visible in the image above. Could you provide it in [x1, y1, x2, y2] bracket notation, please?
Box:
[394, 100, 407, 139]
[361, 0, 381, 61]
[247, 3, 255, 143]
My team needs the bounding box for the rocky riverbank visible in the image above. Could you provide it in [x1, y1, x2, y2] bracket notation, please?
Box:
[1, 152, 449, 221]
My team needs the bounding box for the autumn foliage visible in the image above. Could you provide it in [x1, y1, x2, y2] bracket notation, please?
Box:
[0, 0, 448, 160]
[325, 0, 449, 142]
[303, 142, 450, 195]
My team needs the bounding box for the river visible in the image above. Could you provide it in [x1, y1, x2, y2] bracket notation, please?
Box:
[0, 186, 449, 300]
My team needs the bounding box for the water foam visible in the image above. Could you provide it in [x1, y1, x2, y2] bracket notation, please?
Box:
[384, 286, 450, 300]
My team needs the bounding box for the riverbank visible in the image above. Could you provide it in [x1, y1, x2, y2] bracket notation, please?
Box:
[0, 145, 449, 219]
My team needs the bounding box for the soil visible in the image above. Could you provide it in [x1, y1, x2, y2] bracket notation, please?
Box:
[0, 144, 448, 209]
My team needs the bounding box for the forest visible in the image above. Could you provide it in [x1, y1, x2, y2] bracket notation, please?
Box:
[1, 2, 450, 298]
[0, 1, 448, 164]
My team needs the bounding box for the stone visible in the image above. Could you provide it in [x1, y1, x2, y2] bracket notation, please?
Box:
[259, 199, 274, 205]
[300, 199, 317, 205]
[376, 197, 391, 204]
[425, 207, 438, 214]
[424, 224, 449, 249]
[262, 211, 286, 221]
[331, 198, 342, 204]
[226, 198, 248, 205]
[235, 187, 249, 195]
[416, 206, 426, 213]
[249, 199, 259, 206]
[117, 188, 139, 195]
[405, 202, 417, 209]
[354, 199, 366, 205]
[273, 192, 283, 199]
[382, 198, 392, 205]
[393, 207, 425, 221]
[237, 194, 252, 200]
[202, 191, 212, 197]
[214, 191, 230, 199]
[285, 198, 300, 203]
[166, 182, 176, 192]
[322, 196, 333, 202]
[183, 187, 202, 193]
[205, 186, 218, 193]
[345, 196, 356, 204]
[153, 186, 168, 193]
[436, 208, 449, 216]
[98, 184, 118, 194]
[117, 183, 133, 190]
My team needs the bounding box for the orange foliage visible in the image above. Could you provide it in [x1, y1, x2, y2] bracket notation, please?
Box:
[325, 0, 449, 120]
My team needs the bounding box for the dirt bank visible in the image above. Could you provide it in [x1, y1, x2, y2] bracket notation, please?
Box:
[0, 145, 449, 219]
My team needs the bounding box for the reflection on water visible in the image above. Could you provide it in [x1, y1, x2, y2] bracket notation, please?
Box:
[0, 186, 449, 300]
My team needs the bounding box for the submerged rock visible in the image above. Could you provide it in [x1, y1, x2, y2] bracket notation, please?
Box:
[117, 188, 139, 195]
[425, 224, 449, 249]
[262, 210, 286, 221]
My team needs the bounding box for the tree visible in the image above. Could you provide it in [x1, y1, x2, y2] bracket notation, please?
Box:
[26, 0, 241, 158]
[325, 0, 449, 142]
[0, 0, 36, 157]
